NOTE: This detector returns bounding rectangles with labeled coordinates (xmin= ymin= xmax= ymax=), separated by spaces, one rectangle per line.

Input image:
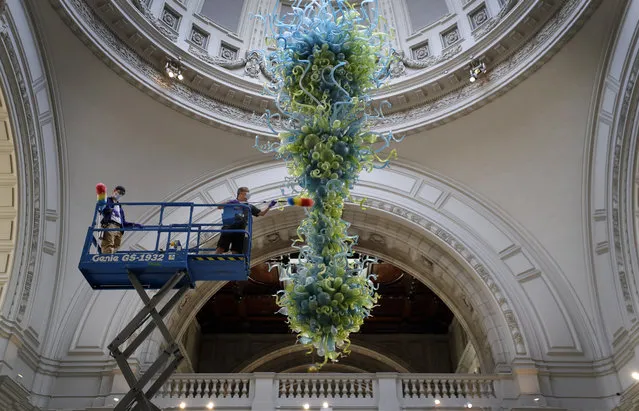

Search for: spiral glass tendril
xmin=255 ymin=0 xmax=402 ymax=368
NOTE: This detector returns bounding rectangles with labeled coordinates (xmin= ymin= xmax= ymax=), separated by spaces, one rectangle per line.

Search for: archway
xmin=86 ymin=160 xmax=600 ymax=378
xmin=0 ymin=75 xmax=18 ymax=310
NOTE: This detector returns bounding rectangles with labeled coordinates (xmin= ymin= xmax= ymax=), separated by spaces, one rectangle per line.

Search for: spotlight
xmin=434 ymin=399 xmax=441 ymax=405
xmin=207 ymin=402 xmax=214 ymax=409
xmin=303 ymin=404 xmax=310 ymax=410
xmin=466 ymin=403 xmax=473 ymax=408
xmin=322 ymin=402 xmax=329 ymax=408
xmin=468 ymin=59 xmax=486 ymax=83
xmin=179 ymin=402 xmax=186 ymax=409
xmin=632 ymin=372 xmax=639 ymax=381
xmin=113 ymin=398 xmax=119 ymax=402
xmin=165 ymin=59 xmax=185 ymax=81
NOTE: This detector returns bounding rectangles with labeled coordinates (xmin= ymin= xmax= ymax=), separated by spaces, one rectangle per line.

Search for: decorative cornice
xmin=51 ymin=0 xmax=601 ymax=135
xmin=374 ymin=0 xmax=598 ymax=132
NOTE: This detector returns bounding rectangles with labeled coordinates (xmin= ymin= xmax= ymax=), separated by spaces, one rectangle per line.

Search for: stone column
xmin=376 ymin=372 xmax=401 ymax=411
xmin=251 ymin=372 xmax=276 ymax=411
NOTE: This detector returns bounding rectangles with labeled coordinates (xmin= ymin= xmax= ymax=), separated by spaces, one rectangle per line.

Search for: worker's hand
xmin=268 ymin=200 xmax=278 ymax=208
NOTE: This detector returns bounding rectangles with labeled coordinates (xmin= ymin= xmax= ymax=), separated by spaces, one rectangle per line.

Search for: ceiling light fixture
xmin=632 ymin=372 xmax=639 ymax=381
xmin=207 ymin=402 xmax=214 ymax=409
xmin=165 ymin=58 xmax=185 ymax=81
xmin=179 ymin=402 xmax=186 ymax=409
xmin=303 ymin=404 xmax=310 ymax=410
xmin=322 ymin=402 xmax=329 ymax=408
xmin=468 ymin=59 xmax=486 ymax=83
xmin=434 ymin=399 xmax=441 ymax=405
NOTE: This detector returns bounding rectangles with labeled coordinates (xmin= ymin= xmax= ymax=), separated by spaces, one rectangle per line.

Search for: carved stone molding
xmin=131 ymin=0 xmax=178 ymax=42
xmin=473 ymin=0 xmax=517 ymax=39
xmin=0 ymin=19 xmax=43 ymax=324
xmin=392 ymin=44 xmax=463 ymax=71
xmin=0 ymin=376 xmax=37 ymax=411
xmin=51 ymin=0 xmax=601 ymax=134
xmin=354 ymin=196 xmax=527 ymax=355
xmin=0 ymin=3 xmax=66 ymax=401
xmin=612 ymin=40 xmax=639 ymax=316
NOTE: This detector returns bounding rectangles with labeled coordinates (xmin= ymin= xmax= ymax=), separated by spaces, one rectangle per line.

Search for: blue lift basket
xmin=79 ymin=201 xmax=253 ymax=289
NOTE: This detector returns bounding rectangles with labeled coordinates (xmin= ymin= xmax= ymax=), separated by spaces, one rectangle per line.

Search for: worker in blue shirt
xmin=216 ymin=187 xmax=276 ymax=254
xmin=100 ymin=185 xmax=142 ymax=253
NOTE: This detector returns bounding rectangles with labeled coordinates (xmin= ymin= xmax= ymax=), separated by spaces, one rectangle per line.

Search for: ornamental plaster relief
xmin=51 ymin=0 xmax=601 ymax=135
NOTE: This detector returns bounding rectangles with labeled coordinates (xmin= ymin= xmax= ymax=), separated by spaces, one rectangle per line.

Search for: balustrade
xmin=148 ymin=372 xmax=509 ymax=410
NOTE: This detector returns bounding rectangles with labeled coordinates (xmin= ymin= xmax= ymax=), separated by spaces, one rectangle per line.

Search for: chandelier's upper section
xmin=53 ymin=0 xmax=600 ymax=134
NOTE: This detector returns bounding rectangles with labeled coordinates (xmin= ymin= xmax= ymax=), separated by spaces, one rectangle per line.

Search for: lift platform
xmin=79 ymin=202 xmax=253 ymax=289
xmin=78 ymin=201 xmax=254 ymax=411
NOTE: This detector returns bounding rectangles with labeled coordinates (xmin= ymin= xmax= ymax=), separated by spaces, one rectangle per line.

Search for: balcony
xmin=142 ymin=372 xmax=526 ymax=410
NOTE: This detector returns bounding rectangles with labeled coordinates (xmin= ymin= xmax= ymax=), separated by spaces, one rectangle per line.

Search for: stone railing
xmin=149 ymin=372 xmax=516 ymax=410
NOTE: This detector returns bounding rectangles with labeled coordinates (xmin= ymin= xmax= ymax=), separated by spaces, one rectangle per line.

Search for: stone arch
xmin=0 ymin=0 xmax=66 ymax=380
xmin=585 ymin=0 xmax=639 ymax=396
xmin=84 ymin=159 xmax=600 ymax=376
xmin=236 ymin=343 xmax=412 ymax=374
xmin=0 ymin=60 xmax=19 ymax=311
xmin=162 ymin=210 xmax=504 ymax=372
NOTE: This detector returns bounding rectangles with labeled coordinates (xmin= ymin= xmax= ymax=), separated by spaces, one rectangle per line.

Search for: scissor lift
xmin=78 ymin=202 xmax=253 ymax=411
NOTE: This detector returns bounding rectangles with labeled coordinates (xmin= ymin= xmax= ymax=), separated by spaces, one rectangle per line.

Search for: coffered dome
xmin=53 ymin=0 xmax=599 ymax=134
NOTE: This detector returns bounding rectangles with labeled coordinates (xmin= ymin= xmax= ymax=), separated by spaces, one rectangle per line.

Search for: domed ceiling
xmin=53 ymin=0 xmax=601 ymax=134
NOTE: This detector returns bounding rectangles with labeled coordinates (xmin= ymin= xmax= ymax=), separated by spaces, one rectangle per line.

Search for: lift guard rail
xmin=78 ymin=202 xmax=255 ymax=410
xmin=79 ymin=202 xmax=253 ymax=290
